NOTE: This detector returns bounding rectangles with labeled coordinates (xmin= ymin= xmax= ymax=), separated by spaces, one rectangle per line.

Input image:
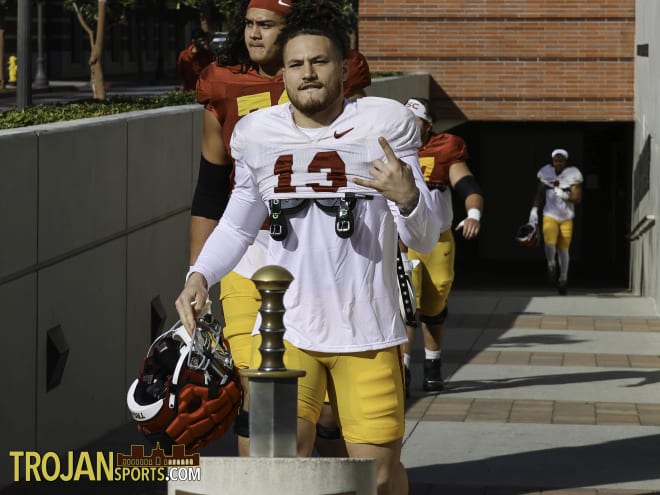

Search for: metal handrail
xmin=627 ymin=214 xmax=656 ymax=241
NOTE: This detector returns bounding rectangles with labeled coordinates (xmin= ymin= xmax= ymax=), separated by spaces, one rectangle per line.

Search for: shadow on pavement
xmin=445 ymin=368 xmax=660 ymax=394
xmin=408 ymin=433 xmax=660 ymax=494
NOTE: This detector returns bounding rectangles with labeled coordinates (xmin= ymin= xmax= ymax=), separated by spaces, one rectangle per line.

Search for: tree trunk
xmin=73 ymin=0 xmax=107 ymax=99
xmin=199 ymin=4 xmax=216 ymax=33
xmin=199 ymin=13 xmax=210 ymax=34
xmin=89 ymin=0 xmax=107 ymax=99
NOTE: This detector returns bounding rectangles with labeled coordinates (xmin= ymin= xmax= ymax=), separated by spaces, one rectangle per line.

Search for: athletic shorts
xmin=220 ymin=271 xmax=261 ymax=369
xmin=250 ymin=336 xmax=405 ymax=445
xmin=408 ymin=229 xmax=455 ymax=318
xmin=542 ymin=215 xmax=573 ymax=250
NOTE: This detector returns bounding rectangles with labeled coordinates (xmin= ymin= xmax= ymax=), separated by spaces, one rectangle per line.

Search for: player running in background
xmin=176 ymin=28 xmax=214 ymax=92
xmin=528 ymin=148 xmax=583 ymax=295
xmin=401 ymin=97 xmax=484 ymax=394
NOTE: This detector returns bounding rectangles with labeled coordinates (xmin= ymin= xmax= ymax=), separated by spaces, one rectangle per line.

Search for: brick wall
xmin=358 ymin=1 xmax=635 ymax=122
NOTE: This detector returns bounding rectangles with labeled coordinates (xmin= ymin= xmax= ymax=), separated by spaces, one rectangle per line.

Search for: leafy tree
xmin=180 ymin=0 xmax=357 ymax=34
xmin=178 ymin=0 xmax=234 ymax=33
xmin=63 ymin=0 xmax=136 ymax=100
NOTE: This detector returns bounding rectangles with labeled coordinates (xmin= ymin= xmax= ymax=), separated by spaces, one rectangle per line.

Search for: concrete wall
xmin=0 ymin=104 xmax=203 ymax=487
xmin=630 ymin=0 xmax=660 ymax=306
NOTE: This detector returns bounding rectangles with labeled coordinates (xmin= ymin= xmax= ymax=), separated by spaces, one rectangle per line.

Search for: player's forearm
xmin=189 ymin=221 xmax=252 ymax=289
xmin=395 ymin=157 xmax=442 ymax=253
xmin=189 ymin=216 xmax=218 ymax=265
xmin=533 ymin=182 xmax=545 ymax=208
xmin=190 ymin=163 xmax=268 ymax=285
xmin=464 ymin=193 xmax=483 ymax=216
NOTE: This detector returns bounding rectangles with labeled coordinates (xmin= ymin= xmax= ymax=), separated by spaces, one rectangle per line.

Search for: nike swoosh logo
xmin=334 ymin=128 xmax=354 ymax=139
xmin=278 ymin=0 xmax=291 ymax=6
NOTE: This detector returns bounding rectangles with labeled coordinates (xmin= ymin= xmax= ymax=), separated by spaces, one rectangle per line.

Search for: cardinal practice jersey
xmin=417 ymin=133 xmax=469 ymax=233
xmin=190 ymin=97 xmax=442 ymax=353
xmin=345 ymin=49 xmax=371 ymax=96
xmin=176 ymin=44 xmax=214 ymax=92
xmin=537 ymin=164 xmax=583 ymax=221
xmin=197 ymin=65 xmax=289 ymax=158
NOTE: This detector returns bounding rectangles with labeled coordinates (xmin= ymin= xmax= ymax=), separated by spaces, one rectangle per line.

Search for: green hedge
xmin=0 ymin=71 xmax=403 ymax=130
xmin=0 ymin=91 xmax=198 ymax=130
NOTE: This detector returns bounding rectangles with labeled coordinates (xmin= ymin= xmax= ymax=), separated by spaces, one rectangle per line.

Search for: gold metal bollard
xmin=168 ymin=267 xmax=377 ymax=495
xmin=241 ymin=265 xmax=305 ymax=457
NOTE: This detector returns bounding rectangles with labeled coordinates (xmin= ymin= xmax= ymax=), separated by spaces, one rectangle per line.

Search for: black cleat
xmin=404 ymin=365 xmax=411 ymax=398
xmin=547 ymin=264 xmax=558 ymax=284
xmin=423 ymin=358 xmax=444 ymax=392
xmin=557 ymin=279 xmax=568 ymax=295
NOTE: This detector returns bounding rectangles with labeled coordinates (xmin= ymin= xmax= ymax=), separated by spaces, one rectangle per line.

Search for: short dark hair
xmin=277 ymin=0 xmax=350 ymax=60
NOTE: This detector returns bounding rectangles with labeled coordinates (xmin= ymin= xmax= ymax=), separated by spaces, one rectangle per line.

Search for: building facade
xmin=2 ymin=1 xmax=194 ymax=84
xmin=359 ymin=0 xmax=637 ymax=291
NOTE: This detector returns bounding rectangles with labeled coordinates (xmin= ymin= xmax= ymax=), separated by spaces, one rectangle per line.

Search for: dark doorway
xmin=446 ymin=121 xmax=633 ymax=291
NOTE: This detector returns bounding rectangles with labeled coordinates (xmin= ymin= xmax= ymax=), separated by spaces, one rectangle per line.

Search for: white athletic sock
xmin=545 ymin=244 xmax=557 ymax=268
xmin=558 ymin=249 xmax=570 ymax=281
xmin=403 ymin=353 xmax=411 ymax=368
xmin=425 ymin=348 xmax=441 ymax=360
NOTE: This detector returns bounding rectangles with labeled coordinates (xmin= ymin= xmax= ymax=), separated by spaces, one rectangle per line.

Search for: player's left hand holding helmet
xmin=126 ymin=313 xmax=242 ymax=451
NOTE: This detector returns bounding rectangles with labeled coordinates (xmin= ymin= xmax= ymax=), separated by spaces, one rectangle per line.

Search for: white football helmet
xmin=126 ymin=315 xmax=242 ymax=451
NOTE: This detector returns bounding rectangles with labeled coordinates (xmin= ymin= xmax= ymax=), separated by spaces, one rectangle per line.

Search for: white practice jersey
xmin=538 ymin=164 xmax=583 ymax=222
xmin=232 ymin=231 xmax=269 ymax=279
xmin=429 ymin=187 xmax=453 ymax=234
xmin=190 ymin=97 xmax=442 ymax=353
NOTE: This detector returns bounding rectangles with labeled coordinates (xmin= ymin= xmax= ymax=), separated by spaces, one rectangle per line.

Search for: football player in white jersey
xmin=528 ymin=148 xmax=583 ymax=294
xmin=175 ymin=1 xmax=442 ymax=493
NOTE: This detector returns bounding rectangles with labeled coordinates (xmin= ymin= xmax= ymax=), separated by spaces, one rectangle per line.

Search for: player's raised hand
xmin=353 ymin=136 xmax=420 ymax=214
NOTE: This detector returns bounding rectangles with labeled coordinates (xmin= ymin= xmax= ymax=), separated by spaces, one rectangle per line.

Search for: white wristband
xmin=467 ymin=208 xmax=481 ymax=222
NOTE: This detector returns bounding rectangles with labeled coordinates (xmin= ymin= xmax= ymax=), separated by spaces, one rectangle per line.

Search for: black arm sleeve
xmin=453 ymin=175 xmax=482 ymax=202
xmin=190 ymin=155 xmax=233 ymax=220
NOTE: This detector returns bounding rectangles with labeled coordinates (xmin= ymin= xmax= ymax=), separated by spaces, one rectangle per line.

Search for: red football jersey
xmin=345 ymin=48 xmax=371 ymax=97
xmin=176 ymin=44 xmax=214 ymax=92
xmin=418 ymin=133 xmax=469 ymax=186
xmin=197 ymin=65 xmax=288 ymax=157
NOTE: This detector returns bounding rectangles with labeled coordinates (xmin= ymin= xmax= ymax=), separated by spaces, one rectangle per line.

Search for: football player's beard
xmin=289 ymin=84 xmax=342 ymax=116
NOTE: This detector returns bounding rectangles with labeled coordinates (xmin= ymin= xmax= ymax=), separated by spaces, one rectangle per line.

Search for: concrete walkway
xmin=2 ymin=289 xmax=659 ymax=495
xmin=403 ymin=289 xmax=660 ymax=495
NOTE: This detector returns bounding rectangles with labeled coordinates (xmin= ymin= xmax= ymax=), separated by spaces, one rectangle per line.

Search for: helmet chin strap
xmin=169 ymin=348 xmax=190 ymax=409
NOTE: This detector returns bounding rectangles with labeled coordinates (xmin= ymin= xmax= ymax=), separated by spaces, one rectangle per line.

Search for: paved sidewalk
xmin=403 ymin=289 xmax=660 ymax=495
